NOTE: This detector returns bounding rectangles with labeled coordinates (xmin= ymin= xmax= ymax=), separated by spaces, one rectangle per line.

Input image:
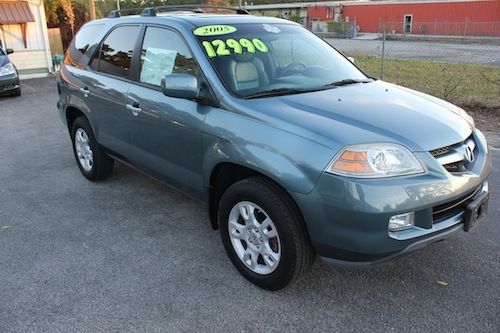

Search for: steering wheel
xmin=280 ymin=61 xmax=307 ymax=76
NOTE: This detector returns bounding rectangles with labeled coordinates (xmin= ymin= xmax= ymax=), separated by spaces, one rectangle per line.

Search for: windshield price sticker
xmin=202 ymin=38 xmax=269 ymax=58
xmin=193 ymin=25 xmax=237 ymax=36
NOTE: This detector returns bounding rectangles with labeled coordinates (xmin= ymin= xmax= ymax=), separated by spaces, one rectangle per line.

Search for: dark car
xmin=57 ymin=6 xmax=490 ymax=290
xmin=0 ymin=47 xmax=21 ymax=97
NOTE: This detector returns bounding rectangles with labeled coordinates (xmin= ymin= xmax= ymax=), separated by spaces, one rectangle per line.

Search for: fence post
xmin=464 ymin=17 xmax=468 ymax=36
xmin=381 ymin=25 xmax=385 ymax=80
xmin=434 ymin=18 xmax=437 ymax=35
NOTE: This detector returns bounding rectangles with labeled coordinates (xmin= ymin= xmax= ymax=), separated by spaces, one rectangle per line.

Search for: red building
xmin=307 ymin=0 xmax=500 ymax=36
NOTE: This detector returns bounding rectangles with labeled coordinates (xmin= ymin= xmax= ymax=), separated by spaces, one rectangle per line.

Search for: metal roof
xmin=244 ymin=2 xmax=332 ymax=10
xmin=243 ymin=0 xmax=493 ymax=10
xmin=0 ymin=1 xmax=35 ymax=24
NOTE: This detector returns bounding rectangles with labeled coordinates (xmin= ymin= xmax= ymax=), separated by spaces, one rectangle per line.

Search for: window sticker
xmin=140 ymin=47 xmax=177 ymax=86
xmin=263 ymin=24 xmax=280 ymax=33
xmin=201 ymin=38 xmax=269 ymax=58
xmin=193 ymin=25 xmax=237 ymax=36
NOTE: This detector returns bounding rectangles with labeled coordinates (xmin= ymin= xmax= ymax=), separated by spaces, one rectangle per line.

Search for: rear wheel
xmin=71 ymin=116 xmax=114 ymax=181
xmin=219 ymin=177 xmax=314 ymax=290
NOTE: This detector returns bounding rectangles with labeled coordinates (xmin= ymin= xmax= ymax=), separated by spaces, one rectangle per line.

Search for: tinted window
xmin=139 ymin=27 xmax=197 ymax=86
xmin=66 ymin=24 xmax=104 ymax=66
xmin=92 ymin=25 xmax=141 ymax=79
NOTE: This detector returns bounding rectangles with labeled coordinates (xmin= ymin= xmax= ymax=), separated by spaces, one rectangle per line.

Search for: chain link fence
xmin=320 ymin=23 xmax=500 ymax=127
xmin=381 ymin=20 xmax=500 ymax=37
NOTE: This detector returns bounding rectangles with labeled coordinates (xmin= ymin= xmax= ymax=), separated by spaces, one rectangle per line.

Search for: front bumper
xmin=0 ymin=74 xmax=20 ymax=95
xmin=293 ymin=130 xmax=491 ymax=267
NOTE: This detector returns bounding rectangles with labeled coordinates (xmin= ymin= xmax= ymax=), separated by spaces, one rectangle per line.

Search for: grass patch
xmin=347 ymin=54 xmax=500 ymax=110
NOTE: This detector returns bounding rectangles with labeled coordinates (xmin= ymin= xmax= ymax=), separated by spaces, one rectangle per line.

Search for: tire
xmin=219 ymin=177 xmax=314 ymax=290
xmin=13 ymin=88 xmax=21 ymax=97
xmin=71 ymin=116 xmax=114 ymax=181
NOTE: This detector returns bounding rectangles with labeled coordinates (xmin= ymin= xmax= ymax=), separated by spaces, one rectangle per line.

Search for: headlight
xmin=455 ymin=107 xmax=475 ymax=129
xmin=326 ymin=143 xmax=424 ymax=178
xmin=0 ymin=63 xmax=16 ymax=76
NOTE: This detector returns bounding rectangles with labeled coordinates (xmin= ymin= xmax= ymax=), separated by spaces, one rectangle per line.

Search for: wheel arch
xmin=66 ymin=106 xmax=86 ymax=131
xmin=207 ymin=162 xmax=310 ymax=242
xmin=65 ymin=106 xmax=100 ymax=142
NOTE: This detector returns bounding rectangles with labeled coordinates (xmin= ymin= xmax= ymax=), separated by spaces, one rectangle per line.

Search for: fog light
xmin=388 ymin=212 xmax=415 ymax=231
xmin=482 ymin=181 xmax=488 ymax=193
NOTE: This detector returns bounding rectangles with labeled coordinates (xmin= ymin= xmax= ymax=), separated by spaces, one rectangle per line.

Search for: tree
xmin=44 ymin=0 xmax=75 ymax=33
xmin=204 ymin=0 xmax=231 ymax=6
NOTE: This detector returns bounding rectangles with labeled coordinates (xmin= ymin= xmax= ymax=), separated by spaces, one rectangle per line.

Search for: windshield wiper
xmin=244 ymin=88 xmax=306 ymax=99
xmin=323 ymin=78 xmax=373 ymax=88
xmin=244 ymin=79 xmax=374 ymax=99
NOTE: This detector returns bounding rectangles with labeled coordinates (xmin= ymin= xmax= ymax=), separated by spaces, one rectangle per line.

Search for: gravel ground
xmin=0 ymin=77 xmax=498 ymax=332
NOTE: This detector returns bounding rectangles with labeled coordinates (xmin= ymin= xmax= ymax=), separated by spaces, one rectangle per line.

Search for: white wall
xmin=0 ymin=0 xmax=52 ymax=72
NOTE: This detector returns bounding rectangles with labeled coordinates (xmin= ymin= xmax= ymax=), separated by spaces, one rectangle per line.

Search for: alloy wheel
xmin=228 ymin=201 xmax=281 ymax=275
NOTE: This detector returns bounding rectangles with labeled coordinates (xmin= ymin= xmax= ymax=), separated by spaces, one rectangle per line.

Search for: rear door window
xmin=91 ymin=25 xmax=141 ymax=79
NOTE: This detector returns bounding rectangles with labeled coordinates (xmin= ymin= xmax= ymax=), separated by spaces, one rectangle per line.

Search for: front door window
xmin=139 ymin=27 xmax=197 ymax=87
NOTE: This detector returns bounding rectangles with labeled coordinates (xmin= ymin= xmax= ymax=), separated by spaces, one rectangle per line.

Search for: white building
xmin=0 ymin=0 xmax=53 ymax=77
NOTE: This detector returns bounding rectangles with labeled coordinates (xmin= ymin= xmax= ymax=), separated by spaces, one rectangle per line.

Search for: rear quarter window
xmin=65 ymin=24 xmax=105 ymax=67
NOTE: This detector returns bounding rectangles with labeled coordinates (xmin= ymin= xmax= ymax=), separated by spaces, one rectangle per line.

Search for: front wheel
xmin=71 ymin=116 xmax=114 ymax=181
xmin=219 ymin=177 xmax=314 ymax=290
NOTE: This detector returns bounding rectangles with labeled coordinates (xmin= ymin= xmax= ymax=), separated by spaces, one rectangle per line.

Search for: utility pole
xmin=89 ymin=0 xmax=96 ymax=20
xmin=116 ymin=0 xmax=120 ymax=11
xmin=381 ymin=26 xmax=385 ymax=80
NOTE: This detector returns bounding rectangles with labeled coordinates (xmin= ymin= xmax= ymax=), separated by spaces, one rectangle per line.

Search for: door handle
xmin=126 ymin=103 xmax=142 ymax=116
xmin=80 ymin=87 xmax=89 ymax=97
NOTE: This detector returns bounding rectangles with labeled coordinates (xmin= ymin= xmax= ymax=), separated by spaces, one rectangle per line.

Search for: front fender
xmin=202 ymin=109 xmax=335 ymax=194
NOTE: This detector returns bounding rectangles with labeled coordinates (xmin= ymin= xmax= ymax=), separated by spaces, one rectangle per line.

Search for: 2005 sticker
xmin=193 ymin=25 xmax=237 ymax=36
xmin=202 ymin=38 xmax=269 ymax=58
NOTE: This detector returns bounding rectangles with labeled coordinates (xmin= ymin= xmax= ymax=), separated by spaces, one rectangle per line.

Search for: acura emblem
xmin=464 ymin=146 xmax=475 ymax=163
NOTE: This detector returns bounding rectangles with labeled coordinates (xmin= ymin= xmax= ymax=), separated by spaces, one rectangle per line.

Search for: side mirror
xmin=161 ymin=74 xmax=199 ymax=100
xmin=347 ymin=57 xmax=355 ymax=64
xmin=6 ymin=48 xmax=14 ymax=55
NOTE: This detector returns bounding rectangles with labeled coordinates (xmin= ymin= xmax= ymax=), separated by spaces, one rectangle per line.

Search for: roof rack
xmin=107 ymin=5 xmax=249 ymax=19
xmin=140 ymin=5 xmax=249 ymax=16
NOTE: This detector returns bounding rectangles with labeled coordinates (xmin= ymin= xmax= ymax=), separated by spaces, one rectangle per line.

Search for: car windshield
xmin=194 ymin=23 xmax=369 ymax=98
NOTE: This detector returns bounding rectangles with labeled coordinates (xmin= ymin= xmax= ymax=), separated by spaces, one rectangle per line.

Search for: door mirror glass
xmin=161 ymin=74 xmax=199 ymax=99
xmin=6 ymin=48 xmax=14 ymax=54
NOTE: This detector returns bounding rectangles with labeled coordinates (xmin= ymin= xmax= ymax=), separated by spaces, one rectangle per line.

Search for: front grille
xmin=430 ymin=146 xmax=451 ymax=157
xmin=442 ymin=162 xmax=466 ymax=173
xmin=0 ymin=84 xmax=16 ymax=92
xmin=430 ymin=135 xmax=476 ymax=173
xmin=433 ymin=186 xmax=480 ymax=223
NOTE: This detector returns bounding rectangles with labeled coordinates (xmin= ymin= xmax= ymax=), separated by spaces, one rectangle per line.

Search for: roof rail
xmin=140 ymin=5 xmax=250 ymax=17
xmin=107 ymin=8 xmax=143 ymax=18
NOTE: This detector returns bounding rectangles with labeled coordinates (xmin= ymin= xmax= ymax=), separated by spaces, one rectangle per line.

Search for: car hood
xmin=237 ymin=80 xmax=473 ymax=152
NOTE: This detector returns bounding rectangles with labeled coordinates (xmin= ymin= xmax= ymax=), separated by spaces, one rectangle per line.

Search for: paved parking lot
xmin=0 ymin=77 xmax=499 ymax=332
